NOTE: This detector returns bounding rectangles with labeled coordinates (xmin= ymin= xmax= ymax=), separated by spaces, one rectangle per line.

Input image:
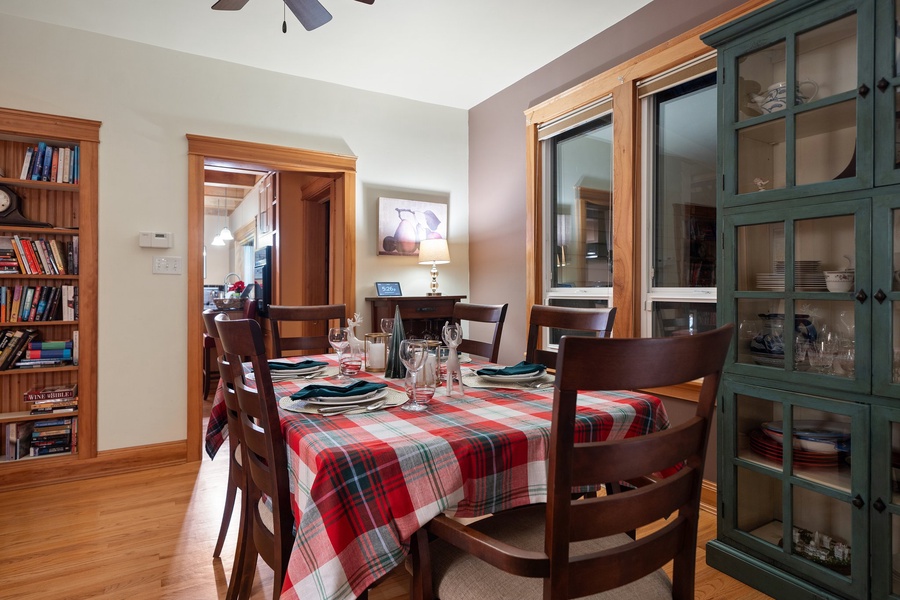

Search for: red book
xmin=20 ymin=240 xmax=41 ymax=274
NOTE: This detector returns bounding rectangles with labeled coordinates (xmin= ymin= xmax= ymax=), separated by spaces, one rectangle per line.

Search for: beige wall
xmin=0 ymin=15 xmax=469 ymax=451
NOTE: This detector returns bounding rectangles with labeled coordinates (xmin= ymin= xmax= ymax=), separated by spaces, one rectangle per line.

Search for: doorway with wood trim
xmin=186 ymin=135 xmax=357 ymax=462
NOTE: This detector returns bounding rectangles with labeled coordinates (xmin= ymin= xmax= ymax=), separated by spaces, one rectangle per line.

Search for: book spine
xmin=30 ymin=445 xmax=72 ymax=457
xmin=40 ymin=144 xmax=53 ymax=181
xmin=20 ymin=241 xmax=40 ymax=274
xmin=25 ymin=392 xmax=77 ymax=402
xmin=49 ymin=240 xmax=66 ymax=274
xmin=62 ymin=147 xmax=70 ymax=184
xmin=29 ymin=341 xmax=72 ymax=350
xmin=19 ymin=146 xmax=34 ymax=180
xmin=30 ymin=142 xmax=45 ymax=180
xmin=44 ymin=287 xmax=61 ymax=321
xmin=72 ymin=329 xmax=79 ymax=366
xmin=50 ymin=147 xmax=59 ymax=183
xmin=0 ymin=330 xmax=24 ymax=370
xmin=26 ymin=349 xmax=72 ymax=359
xmin=73 ymin=146 xmax=79 ymax=184
xmin=11 ymin=236 xmax=30 ymax=275
xmin=34 ymin=241 xmax=53 ymax=275
xmin=19 ymin=287 xmax=33 ymax=322
xmin=33 ymin=286 xmax=50 ymax=321
xmin=26 ymin=285 xmax=41 ymax=321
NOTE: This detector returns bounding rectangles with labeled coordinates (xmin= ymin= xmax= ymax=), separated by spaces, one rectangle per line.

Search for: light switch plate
xmin=152 ymin=256 xmax=182 ymax=275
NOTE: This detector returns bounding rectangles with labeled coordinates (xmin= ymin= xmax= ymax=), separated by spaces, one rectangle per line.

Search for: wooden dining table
xmin=205 ymin=354 xmax=670 ymax=600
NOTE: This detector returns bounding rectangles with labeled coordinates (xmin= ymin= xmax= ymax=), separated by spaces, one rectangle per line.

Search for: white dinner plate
xmin=477 ymin=371 xmax=546 ymax=383
xmin=249 ymin=365 xmax=326 ymax=381
xmin=294 ymin=388 xmax=389 ymax=406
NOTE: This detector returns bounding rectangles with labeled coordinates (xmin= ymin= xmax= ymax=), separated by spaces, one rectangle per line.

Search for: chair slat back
xmin=525 ymin=305 xmax=616 ymax=368
xmin=452 ymin=302 xmax=508 ymax=363
xmin=204 ymin=310 xmax=244 ymax=471
xmin=215 ymin=316 xmax=294 ymax=577
xmin=268 ymin=304 xmax=346 ymax=357
xmin=545 ymin=325 xmax=732 ymax=599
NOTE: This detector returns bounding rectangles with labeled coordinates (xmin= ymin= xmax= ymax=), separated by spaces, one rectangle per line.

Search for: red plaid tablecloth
xmin=204 ymin=355 xmax=669 ymax=600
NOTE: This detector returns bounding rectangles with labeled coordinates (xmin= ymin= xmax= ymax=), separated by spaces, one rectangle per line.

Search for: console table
xmin=365 ymin=295 xmax=466 ymax=338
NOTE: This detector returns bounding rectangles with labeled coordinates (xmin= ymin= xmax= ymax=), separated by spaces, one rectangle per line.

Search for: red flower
xmin=228 ymin=280 xmax=245 ymax=293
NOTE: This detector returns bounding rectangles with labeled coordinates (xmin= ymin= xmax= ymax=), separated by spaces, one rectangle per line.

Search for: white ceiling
xmin=0 ymin=0 xmax=653 ymax=109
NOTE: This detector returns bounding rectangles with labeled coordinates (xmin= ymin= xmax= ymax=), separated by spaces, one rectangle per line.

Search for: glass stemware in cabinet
xmin=328 ymin=327 xmax=350 ymax=380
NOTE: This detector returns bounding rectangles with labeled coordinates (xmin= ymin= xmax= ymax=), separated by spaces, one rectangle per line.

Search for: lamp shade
xmin=418 ymin=239 xmax=450 ymax=264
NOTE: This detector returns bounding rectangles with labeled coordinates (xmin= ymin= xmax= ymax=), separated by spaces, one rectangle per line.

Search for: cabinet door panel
xmin=722 ymin=380 xmax=868 ymax=598
xmin=870 ymin=406 xmax=900 ymax=599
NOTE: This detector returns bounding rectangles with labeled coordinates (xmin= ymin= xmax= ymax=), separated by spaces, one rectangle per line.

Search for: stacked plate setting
xmin=756 ymin=261 xmax=827 ymax=291
xmin=748 ymin=420 xmax=850 ymax=467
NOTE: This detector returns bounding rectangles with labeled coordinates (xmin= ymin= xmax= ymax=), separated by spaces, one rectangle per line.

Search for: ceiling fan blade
xmin=211 ymin=0 xmax=249 ymax=10
xmin=284 ymin=0 xmax=332 ymax=31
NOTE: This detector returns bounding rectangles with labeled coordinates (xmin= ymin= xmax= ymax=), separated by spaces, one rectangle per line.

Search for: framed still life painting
xmin=377 ymin=197 xmax=448 ymax=256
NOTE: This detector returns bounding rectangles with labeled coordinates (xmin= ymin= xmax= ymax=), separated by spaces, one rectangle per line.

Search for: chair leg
xmin=214 ymin=465 xmax=239 ymax=557
xmin=226 ymin=478 xmax=251 ymax=600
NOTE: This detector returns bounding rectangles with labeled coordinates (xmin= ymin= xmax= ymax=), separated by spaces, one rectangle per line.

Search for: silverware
xmin=320 ymin=398 xmax=387 ymax=416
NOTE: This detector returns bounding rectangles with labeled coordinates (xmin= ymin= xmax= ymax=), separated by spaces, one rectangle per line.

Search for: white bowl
xmin=824 ymin=270 xmax=854 ymax=292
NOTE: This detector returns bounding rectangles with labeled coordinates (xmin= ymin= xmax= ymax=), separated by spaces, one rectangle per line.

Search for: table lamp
xmin=418 ymin=238 xmax=450 ymax=296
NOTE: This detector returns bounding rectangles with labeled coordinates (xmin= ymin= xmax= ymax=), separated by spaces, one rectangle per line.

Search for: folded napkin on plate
xmin=290 ymin=380 xmax=387 ymax=400
xmin=476 ymin=361 xmax=546 ymax=377
xmin=268 ymin=359 xmax=328 ymax=371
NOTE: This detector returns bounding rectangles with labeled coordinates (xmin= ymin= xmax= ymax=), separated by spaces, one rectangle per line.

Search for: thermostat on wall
xmin=139 ymin=231 xmax=174 ymax=248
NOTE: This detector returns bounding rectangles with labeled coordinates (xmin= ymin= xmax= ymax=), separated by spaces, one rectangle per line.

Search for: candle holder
xmin=365 ymin=333 xmax=390 ymax=372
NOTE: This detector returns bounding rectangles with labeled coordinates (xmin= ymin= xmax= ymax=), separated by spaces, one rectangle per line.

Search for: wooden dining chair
xmin=268 ymin=303 xmax=346 ymax=358
xmin=203 ymin=301 xmax=258 ymax=398
xmin=410 ymin=324 xmax=733 ymax=600
xmin=216 ymin=315 xmax=294 ymax=600
xmin=452 ymin=302 xmax=508 ymax=363
xmin=524 ymin=305 xmax=617 ymax=369
xmin=203 ymin=310 xmax=247 ymax=569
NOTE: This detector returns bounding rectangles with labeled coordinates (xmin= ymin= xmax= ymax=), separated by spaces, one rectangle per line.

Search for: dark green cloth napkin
xmin=476 ymin=361 xmax=546 ymax=377
xmin=268 ymin=360 xmax=328 ymax=371
xmin=290 ymin=380 xmax=387 ymax=400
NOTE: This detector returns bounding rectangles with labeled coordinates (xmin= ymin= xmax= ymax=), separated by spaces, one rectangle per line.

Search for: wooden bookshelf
xmin=0 ymin=107 xmax=98 ymax=484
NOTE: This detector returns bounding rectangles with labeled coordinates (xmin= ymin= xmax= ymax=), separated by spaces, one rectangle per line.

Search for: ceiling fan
xmin=212 ymin=0 xmax=374 ymax=32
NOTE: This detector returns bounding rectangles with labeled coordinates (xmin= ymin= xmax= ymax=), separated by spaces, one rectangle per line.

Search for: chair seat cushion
xmin=429 ymin=505 xmax=672 ymax=600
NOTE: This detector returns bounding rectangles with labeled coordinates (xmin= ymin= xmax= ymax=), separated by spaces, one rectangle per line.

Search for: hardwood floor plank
xmin=0 ymin=417 xmax=772 ymax=599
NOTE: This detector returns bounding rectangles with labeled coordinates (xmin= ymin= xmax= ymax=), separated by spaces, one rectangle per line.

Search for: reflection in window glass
xmin=653 ymin=73 xmax=717 ymax=288
xmin=549 ymin=117 xmax=613 ymax=290
xmin=546 ymin=297 xmax=610 ymax=345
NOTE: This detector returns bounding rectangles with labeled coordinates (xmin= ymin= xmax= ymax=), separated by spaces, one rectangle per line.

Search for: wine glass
xmin=380 ymin=318 xmax=395 ymax=334
xmin=328 ymin=327 xmax=350 ymax=380
xmin=399 ymin=339 xmax=428 ymax=411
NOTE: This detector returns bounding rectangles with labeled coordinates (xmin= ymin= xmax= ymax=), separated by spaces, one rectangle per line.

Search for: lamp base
xmin=426 ymin=292 xmax=442 ymax=296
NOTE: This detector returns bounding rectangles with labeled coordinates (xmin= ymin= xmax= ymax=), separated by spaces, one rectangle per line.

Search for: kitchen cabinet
xmin=703 ymin=0 xmax=900 ymax=597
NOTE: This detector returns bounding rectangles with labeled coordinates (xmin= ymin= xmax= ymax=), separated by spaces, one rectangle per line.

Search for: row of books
xmin=4 ymin=416 xmax=77 ymax=460
xmin=0 ymin=235 xmax=78 ymax=276
xmin=0 ymin=285 xmax=77 ymax=323
xmin=19 ymin=142 xmax=80 ymax=184
xmin=0 ymin=329 xmax=77 ymax=370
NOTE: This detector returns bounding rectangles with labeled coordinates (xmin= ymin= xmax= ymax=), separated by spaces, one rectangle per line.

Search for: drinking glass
xmin=834 ymin=345 xmax=855 ymax=378
xmin=793 ymin=335 xmax=810 ymax=372
xmin=399 ymin=339 xmax=429 ymax=411
xmin=807 ymin=339 xmax=836 ymax=374
xmin=328 ymin=327 xmax=351 ymax=380
xmin=380 ymin=318 xmax=395 ymax=334
xmin=340 ymin=346 xmax=362 ymax=377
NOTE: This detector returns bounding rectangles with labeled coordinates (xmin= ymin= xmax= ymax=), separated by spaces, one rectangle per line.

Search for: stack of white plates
xmin=756 ymin=273 xmax=785 ymax=291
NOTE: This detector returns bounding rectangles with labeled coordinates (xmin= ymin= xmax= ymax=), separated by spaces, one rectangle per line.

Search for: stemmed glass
xmin=441 ymin=322 xmax=462 ymax=396
xmin=399 ymin=339 xmax=429 ymax=411
xmin=380 ymin=318 xmax=395 ymax=335
xmin=328 ymin=327 xmax=350 ymax=380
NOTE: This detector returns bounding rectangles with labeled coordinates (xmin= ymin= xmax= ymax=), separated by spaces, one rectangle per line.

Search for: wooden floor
xmin=0 ymin=409 xmax=774 ymax=600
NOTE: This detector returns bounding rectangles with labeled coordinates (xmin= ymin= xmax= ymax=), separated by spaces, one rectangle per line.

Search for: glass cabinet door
xmin=872 ymin=197 xmax=900 ymax=397
xmin=874 ymin=0 xmax=900 ymax=186
xmin=872 ymin=406 xmax=900 ymax=599
xmin=726 ymin=197 xmax=871 ymax=393
xmin=723 ymin=1 xmax=872 ymax=205
xmin=723 ymin=381 xmax=868 ymax=598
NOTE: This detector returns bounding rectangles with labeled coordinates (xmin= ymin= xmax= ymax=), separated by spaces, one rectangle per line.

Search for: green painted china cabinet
xmin=703 ymin=0 xmax=900 ymax=597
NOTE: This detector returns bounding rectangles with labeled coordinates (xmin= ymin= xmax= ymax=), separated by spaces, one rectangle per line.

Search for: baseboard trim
xmin=700 ymin=479 xmax=717 ymax=515
xmin=0 ymin=440 xmax=188 ymax=492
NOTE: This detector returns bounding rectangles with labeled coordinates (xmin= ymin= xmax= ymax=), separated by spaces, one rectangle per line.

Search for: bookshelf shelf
xmin=0 ymin=106 xmax=97 ymax=484
xmin=0 ymin=176 xmax=79 ymax=193
xmin=0 ymin=410 xmax=78 ymax=424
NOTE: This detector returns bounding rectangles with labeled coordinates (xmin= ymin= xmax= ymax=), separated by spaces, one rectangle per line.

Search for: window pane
xmin=653 ymin=73 xmax=717 ymax=288
xmin=650 ymin=301 xmax=717 ymax=337
xmin=550 ymin=117 xmax=613 ymax=290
